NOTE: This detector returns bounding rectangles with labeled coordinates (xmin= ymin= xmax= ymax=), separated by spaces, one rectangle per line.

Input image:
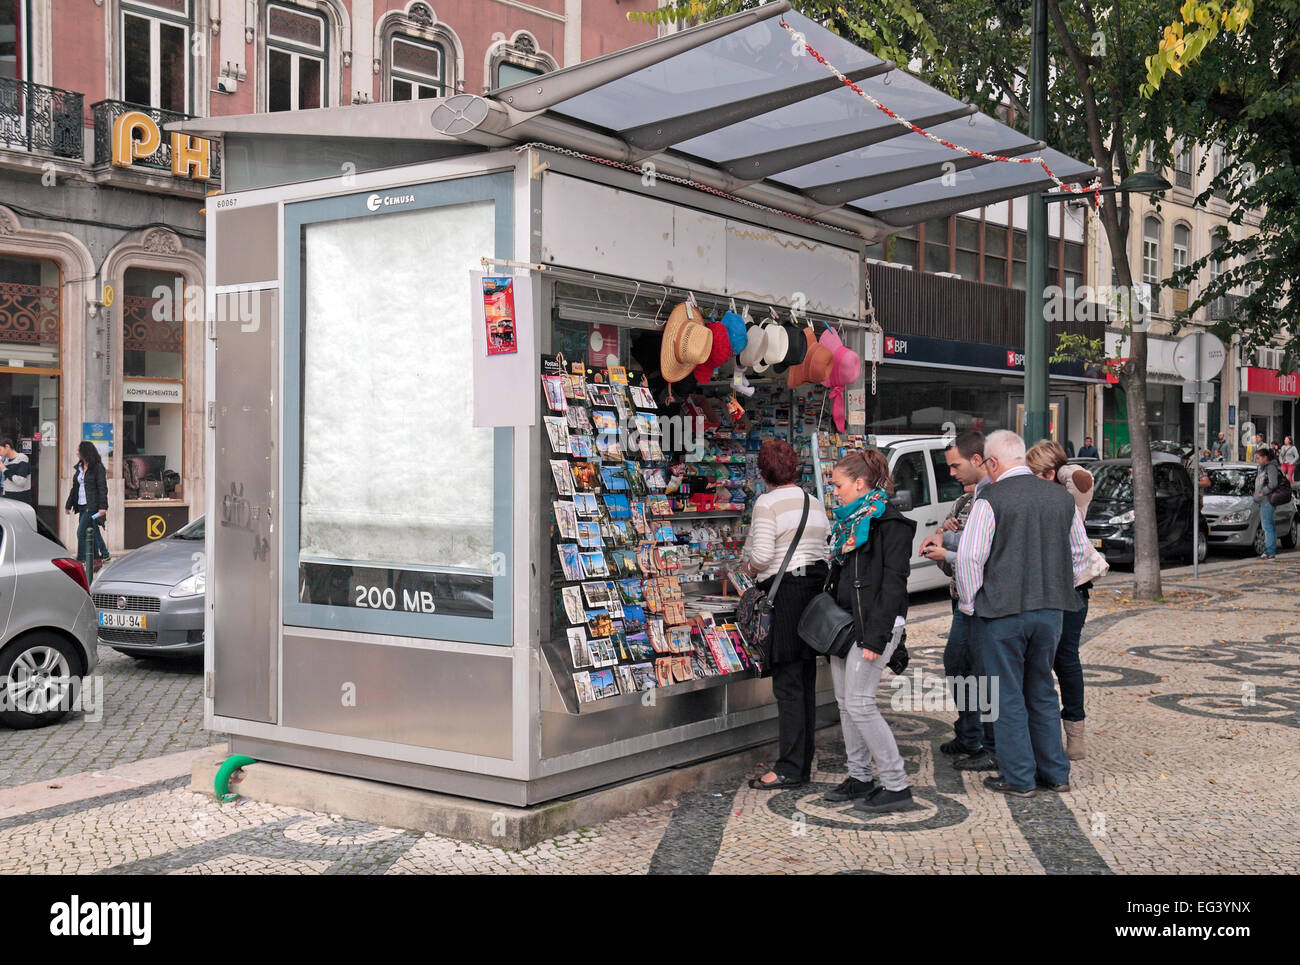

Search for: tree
xmin=635 ymin=0 xmax=1196 ymax=597
xmin=1142 ymin=0 xmax=1300 ymax=374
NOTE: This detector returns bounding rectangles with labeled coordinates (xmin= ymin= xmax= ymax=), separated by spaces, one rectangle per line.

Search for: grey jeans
xmin=830 ymin=631 xmax=908 ymax=791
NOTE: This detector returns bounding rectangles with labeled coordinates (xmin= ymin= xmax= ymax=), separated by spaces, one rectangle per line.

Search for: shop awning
xmin=173 ymin=1 xmax=1096 ymax=240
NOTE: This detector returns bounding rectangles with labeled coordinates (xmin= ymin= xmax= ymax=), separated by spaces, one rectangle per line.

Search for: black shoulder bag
xmin=798 ymin=550 xmax=861 ymax=658
xmin=736 ymin=493 xmax=810 ymax=670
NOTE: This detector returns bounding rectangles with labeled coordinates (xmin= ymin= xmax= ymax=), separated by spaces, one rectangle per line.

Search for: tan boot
xmin=1063 ymin=720 xmax=1086 ymax=760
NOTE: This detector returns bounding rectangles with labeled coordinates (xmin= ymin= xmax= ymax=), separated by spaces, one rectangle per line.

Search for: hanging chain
xmin=863 ymin=270 xmax=882 ymax=396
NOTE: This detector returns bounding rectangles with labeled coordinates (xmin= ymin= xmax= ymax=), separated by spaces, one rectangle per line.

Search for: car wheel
xmin=1184 ymin=528 xmax=1207 ymax=564
xmin=0 ymin=634 xmax=84 ymax=730
xmin=1282 ymin=516 xmax=1298 ymax=551
xmin=1253 ymin=523 xmax=1267 ymax=556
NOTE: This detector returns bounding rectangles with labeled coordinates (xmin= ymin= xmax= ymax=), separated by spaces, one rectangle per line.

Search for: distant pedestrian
xmin=1077 ymin=437 xmax=1099 ymax=459
xmin=956 ymin=431 xmax=1091 ymax=797
xmin=1211 ymin=431 xmax=1230 ymax=460
xmin=0 ymin=439 xmax=32 ymax=504
xmin=1027 ymin=440 xmax=1106 ymax=760
xmin=824 ymin=449 xmax=916 ymax=813
xmin=1280 ymin=436 xmax=1298 ymax=483
xmin=1253 ymin=447 xmax=1284 ymax=560
xmin=919 ymin=430 xmax=996 ymax=768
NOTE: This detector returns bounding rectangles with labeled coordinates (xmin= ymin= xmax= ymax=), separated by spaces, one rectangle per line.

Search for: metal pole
xmin=1023 ymin=0 xmax=1050 ymax=444
xmin=1193 ymin=333 xmax=1201 ymax=577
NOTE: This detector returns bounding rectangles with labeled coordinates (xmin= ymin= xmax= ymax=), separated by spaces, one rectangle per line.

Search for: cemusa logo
xmin=365 ymin=192 xmax=416 ymax=212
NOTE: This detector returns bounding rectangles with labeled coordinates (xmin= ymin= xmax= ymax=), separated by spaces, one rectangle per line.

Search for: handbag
xmin=735 ymin=493 xmax=810 ymax=669
xmin=1268 ymin=466 xmax=1291 ymax=506
xmin=797 ymin=551 xmax=860 ymax=658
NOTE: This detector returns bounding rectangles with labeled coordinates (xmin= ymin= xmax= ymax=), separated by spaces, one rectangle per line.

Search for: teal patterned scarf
xmin=830 ymin=490 xmax=889 ymax=562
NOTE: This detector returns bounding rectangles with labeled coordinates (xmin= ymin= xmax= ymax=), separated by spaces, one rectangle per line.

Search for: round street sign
xmin=1173 ymin=331 xmax=1226 ymax=381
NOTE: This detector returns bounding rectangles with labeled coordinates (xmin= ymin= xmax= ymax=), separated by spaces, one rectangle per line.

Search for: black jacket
xmin=827 ymin=506 xmax=916 ymax=654
xmin=66 ymin=461 xmax=109 ymax=515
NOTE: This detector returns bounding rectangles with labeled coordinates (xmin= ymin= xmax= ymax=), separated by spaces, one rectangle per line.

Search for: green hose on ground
xmin=214 ymin=754 xmax=258 ymax=802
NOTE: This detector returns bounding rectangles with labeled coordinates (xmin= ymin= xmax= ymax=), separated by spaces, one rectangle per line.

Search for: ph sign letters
xmin=112 ymin=111 xmax=212 ymax=181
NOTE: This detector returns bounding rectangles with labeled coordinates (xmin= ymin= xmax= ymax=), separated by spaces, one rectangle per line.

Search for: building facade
xmin=1 ymin=0 xmax=655 ymax=550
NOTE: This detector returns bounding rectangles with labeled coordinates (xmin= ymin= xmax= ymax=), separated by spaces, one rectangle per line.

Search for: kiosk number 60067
xmin=353 ymin=584 xmax=437 ymax=613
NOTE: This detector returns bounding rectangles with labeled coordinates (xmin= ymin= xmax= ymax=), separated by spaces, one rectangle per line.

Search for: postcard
xmin=556 ymin=543 xmax=584 ymax=581
xmin=631 ymin=502 xmax=648 ymax=535
xmin=578 ymin=550 xmax=609 ymax=577
xmin=576 ymin=520 xmax=604 ymax=548
xmin=625 ymin=463 xmax=649 ymax=496
xmin=648 ymin=619 xmax=669 ymax=654
xmin=664 ymin=600 xmax=686 ymax=626
xmin=654 ymin=658 xmax=672 ymax=687
xmin=595 ymin=434 xmax=624 ymax=464
xmin=630 ymin=662 xmax=657 ymax=691
xmin=606 ymin=519 xmax=632 ymax=546
xmin=600 ymin=465 xmax=630 ymax=491
xmin=589 ymin=667 xmax=620 ymax=700
xmin=616 ymin=665 xmax=637 ymax=694
xmin=585 ymin=609 xmax=616 ymax=639
xmin=671 ymin=657 xmax=695 ymax=683
xmin=573 ymin=492 xmax=602 ymax=518
xmin=613 ymin=549 xmax=640 ymax=577
xmin=582 ymin=581 xmax=612 ymax=608
xmin=591 ymin=636 xmax=618 ymax=668
xmin=654 ymin=524 xmax=678 ymax=546
xmin=643 ymin=469 xmax=669 ymax=493
xmin=568 ymin=434 xmax=595 ymax=459
xmin=643 ymin=576 xmax=663 ymax=613
xmin=656 ymin=544 xmax=682 ymax=570
xmin=607 ymin=365 xmax=628 ymax=386
xmin=667 ymin=625 xmax=693 ymax=654
xmin=565 ymin=371 xmax=588 ymax=403
xmin=553 ymin=500 xmax=578 ymax=540
xmin=561 ymin=585 xmax=586 ymax=624
xmin=542 ymin=374 xmax=568 ymax=412
xmin=629 ymin=385 xmax=656 ymax=409
xmin=573 ymin=671 xmax=596 ymax=704
xmin=591 ymin=409 xmax=619 ymax=434
xmin=543 ymin=415 xmax=571 ymax=454
xmin=566 ymin=405 xmax=592 ymax=433
xmin=587 ymin=381 xmax=616 ymax=408
xmin=647 ymin=495 xmax=672 ymax=515
xmin=550 ymin=459 xmax=576 ymax=496
xmin=622 ymin=603 xmax=647 ymax=635
xmin=567 ymin=626 xmax=592 ymax=669
xmin=571 ymin=461 xmax=600 ymax=492
xmin=599 ymin=493 xmax=630 ymax=519
xmin=610 ymin=629 xmax=631 ymax=662
xmin=617 ymin=578 xmax=647 ymax=606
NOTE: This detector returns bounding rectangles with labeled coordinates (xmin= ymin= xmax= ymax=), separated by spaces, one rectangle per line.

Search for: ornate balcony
xmin=0 ymin=78 xmax=84 ymax=159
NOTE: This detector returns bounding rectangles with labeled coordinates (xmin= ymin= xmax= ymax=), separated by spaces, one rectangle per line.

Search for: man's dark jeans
xmin=976 ymin=608 xmax=1071 ymax=791
xmin=771 ymin=657 xmax=818 ymax=781
xmin=1055 ymin=587 xmax=1089 ymax=722
xmin=944 ymin=601 xmax=992 ymax=751
xmin=964 ymin=609 xmax=998 ymax=755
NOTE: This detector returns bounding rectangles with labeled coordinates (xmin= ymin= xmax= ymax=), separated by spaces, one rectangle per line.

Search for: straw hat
xmin=659 ymin=302 xmax=713 ymax=383
xmin=786 ymin=326 xmax=835 ymax=388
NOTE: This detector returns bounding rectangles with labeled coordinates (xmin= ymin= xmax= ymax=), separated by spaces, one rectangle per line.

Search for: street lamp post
xmin=1023 ymin=0 xmax=1050 ymax=445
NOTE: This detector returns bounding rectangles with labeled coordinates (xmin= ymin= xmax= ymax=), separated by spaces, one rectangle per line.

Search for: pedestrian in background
xmin=1253 ymin=447 xmax=1283 ymax=561
xmin=742 ymin=439 xmax=829 ymax=790
xmin=1027 ymin=440 xmax=1104 ymax=760
xmin=65 ymin=441 xmax=111 ymax=568
xmin=1077 ymin=436 xmax=1099 ymax=459
xmin=823 ymin=449 xmax=915 ymax=812
xmin=1212 ymin=431 xmax=1230 ymax=460
xmin=956 ymin=431 xmax=1091 ymax=797
xmin=919 ymin=430 xmax=996 ymax=767
xmin=0 ymin=439 xmax=32 ymax=504
xmin=1280 ymin=436 xmax=1298 ymax=484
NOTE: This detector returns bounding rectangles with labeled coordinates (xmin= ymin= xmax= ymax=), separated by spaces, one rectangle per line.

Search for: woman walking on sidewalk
xmin=1027 ymin=440 xmax=1105 ymax=760
xmin=824 ymin=449 xmax=915 ymax=813
xmin=65 ymin=441 xmax=111 ymax=568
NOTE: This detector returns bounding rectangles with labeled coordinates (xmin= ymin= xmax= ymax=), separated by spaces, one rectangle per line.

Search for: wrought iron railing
xmin=0 ymin=281 xmax=61 ymax=347
xmin=91 ymin=99 xmax=222 ymax=178
xmin=0 ymin=78 xmax=84 ymax=159
xmin=1208 ymin=294 xmax=1243 ymax=320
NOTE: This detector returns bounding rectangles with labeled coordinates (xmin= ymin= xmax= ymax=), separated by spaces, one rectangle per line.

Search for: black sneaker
xmin=824 ymin=777 xmax=878 ymax=803
xmin=983 ymin=776 xmax=1036 ymax=798
xmin=1036 ymin=779 xmax=1071 ymax=792
xmin=940 ymin=739 xmax=982 ymax=756
xmin=854 ymin=786 xmax=914 ymax=813
xmin=953 ymin=751 xmax=999 ymax=771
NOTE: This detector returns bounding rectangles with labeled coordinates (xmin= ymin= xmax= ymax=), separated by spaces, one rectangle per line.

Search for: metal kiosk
xmin=189 ymin=3 xmax=1096 ymax=806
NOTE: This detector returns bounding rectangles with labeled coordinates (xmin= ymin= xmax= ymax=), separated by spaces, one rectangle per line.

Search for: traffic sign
xmin=1182 ymin=381 xmax=1215 ymax=403
xmin=1173 ymin=331 xmax=1226 ymax=381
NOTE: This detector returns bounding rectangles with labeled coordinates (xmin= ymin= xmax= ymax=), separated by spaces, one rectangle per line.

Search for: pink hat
xmin=818 ymin=327 xmax=862 ymax=431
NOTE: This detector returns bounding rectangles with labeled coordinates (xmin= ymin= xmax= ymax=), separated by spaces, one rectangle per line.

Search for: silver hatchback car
xmin=0 ymin=498 xmax=100 ymax=729
xmin=1201 ymin=463 xmax=1297 ymax=555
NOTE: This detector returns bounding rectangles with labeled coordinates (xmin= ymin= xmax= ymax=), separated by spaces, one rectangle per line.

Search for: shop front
xmin=1239 ymin=366 xmax=1299 ymax=447
xmin=872 ymin=332 xmax=1098 ymax=448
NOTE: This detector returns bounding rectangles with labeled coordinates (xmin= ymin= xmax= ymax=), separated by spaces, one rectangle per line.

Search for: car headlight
xmin=1218 ymin=510 xmax=1251 ymax=524
xmin=169 ymin=572 xmax=206 ymax=598
xmin=1107 ymin=510 xmax=1135 ymax=525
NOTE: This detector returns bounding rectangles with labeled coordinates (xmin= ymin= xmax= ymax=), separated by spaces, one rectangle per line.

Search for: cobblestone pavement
xmin=2 ymin=555 xmax=1296 ymax=874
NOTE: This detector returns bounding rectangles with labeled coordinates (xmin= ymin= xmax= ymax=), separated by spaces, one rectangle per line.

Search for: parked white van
xmin=871 ymin=434 xmax=967 ymax=593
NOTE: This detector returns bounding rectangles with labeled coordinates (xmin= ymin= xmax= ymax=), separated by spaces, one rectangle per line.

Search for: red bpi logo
xmin=1007 ymin=351 xmax=1025 ymax=367
xmin=885 ymin=336 xmax=907 ymax=355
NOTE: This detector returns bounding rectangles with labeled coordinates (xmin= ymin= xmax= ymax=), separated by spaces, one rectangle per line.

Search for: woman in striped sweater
xmin=742 ymin=439 xmax=830 ymax=790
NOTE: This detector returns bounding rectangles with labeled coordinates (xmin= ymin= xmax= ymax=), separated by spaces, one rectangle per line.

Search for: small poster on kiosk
xmin=481 ymin=275 xmax=518 ymax=355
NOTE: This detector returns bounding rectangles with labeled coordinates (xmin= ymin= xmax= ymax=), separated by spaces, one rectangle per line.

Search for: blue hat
xmin=720 ymin=311 xmax=748 ymax=356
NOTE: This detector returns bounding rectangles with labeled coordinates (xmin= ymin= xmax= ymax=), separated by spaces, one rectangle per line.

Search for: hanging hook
xmin=627 ymin=280 xmax=642 ymax=321
xmin=652 ymin=285 xmax=669 ymax=327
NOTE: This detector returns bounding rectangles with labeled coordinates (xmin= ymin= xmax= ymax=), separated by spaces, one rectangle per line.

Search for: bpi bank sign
xmin=884 ymin=336 xmax=908 ymax=356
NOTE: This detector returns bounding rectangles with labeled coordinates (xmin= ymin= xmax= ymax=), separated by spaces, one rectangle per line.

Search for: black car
xmin=1083 ymin=454 xmax=1207 ymax=565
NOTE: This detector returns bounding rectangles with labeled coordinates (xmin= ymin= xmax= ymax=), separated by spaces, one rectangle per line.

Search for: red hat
xmin=693 ymin=321 xmax=733 ymax=383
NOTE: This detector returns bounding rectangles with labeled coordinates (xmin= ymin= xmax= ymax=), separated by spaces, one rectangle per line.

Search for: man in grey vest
xmin=955 ymin=430 xmax=1090 ymax=797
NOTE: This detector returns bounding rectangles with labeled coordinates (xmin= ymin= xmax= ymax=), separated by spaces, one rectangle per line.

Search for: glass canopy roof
xmin=490 ymin=2 xmax=1096 ymax=229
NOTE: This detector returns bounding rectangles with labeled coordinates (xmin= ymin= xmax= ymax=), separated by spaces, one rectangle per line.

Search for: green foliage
xmin=1050 ymin=333 xmax=1106 ymax=366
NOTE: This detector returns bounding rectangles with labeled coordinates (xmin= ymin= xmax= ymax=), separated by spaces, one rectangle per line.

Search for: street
xmin=2 ymin=554 xmax=1294 ymax=874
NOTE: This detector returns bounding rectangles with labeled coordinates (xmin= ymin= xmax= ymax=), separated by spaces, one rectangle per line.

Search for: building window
xmin=121 ymin=0 xmax=190 ymax=112
xmin=986 ymin=224 xmax=1008 ymax=287
xmin=1142 ymin=216 xmax=1161 ymax=313
xmin=1009 ymin=226 xmax=1026 ymax=290
xmin=488 ymin=31 xmax=556 ymax=92
xmin=267 ymin=2 xmax=325 ymax=112
xmin=496 ymin=61 xmax=543 ymax=89
xmin=121 ymin=267 xmax=184 ymax=499
xmin=1173 ymin=223 xmax=1190 ymax=278
xmin=954 ymin=216 xmax=979 ymax=281
xmin=923 ymin=217 xmax=950 ymax=274
xmin=888 ymin=225 xmax=918 ymax=269
xmin=1174 ymin=142 xmax=1193 ymax=189
xmin=0 ymin=254 xmax=60 ymax=527
xmin=390 ymin=35 xmax=443 ymax=100
xmin=1 ymin=0 xmax=25 ymax=81
xmin=1211 ymin=143 xmax=1228 ymax=200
